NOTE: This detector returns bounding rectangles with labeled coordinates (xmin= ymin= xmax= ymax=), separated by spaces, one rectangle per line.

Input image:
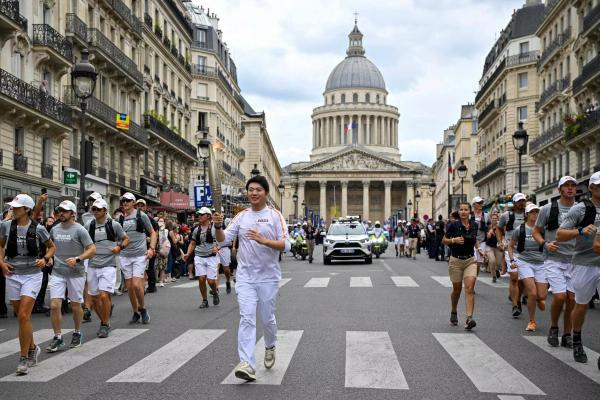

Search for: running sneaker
xmin=70 ymin=332 xmax=83 ymax=348
xmin=573 ymin=341 xmax=588 ymax=363
xmin=234 ymin=361 xmax=256 ymax=381
xmin=512 ymin=305 xmax=521 ymax=318
xmin=264 ymin=346 xmax=276 ymax=369
xmin=27 ymin=345 xmax=40 ymax=367
xmin=496 ymin=270 xmax=501 ymax=278
xmin=449 ymin=312 xmax=458 ymax=326
xmin=16 ymin=356 xmax=28 ymax=376
xmin=526 ymin=320 xmax=537 ymax=332
xmin=561 ymin=334 xmax=573 ymax=348
xmin=98 ymin=324 xmax=110 ymax=338
xmin=129 ymin=312 xmax=141 ymax=324
xmin=537 ymin=299 xmax=546 ymax=311
xmin=547 ymin=327 xmax=559 ymax=347
xmin=226 ymin=281 xmax=232 ymax=294
xmin=140 ymin=308 xmax=150 ymax=324
xmin=199 ymin=300 xmax=209 ymax=309
xmin=464 ymin=317 xmax=476 ymax=331
xmin=213 ymin=292 xmax=220 ymax=306
xmin=492 ymin=276 xmax=497 ymax=283
xmin=46 ymin=337 xmax=65 ymax=353
xmin=82 ymin=308 xmax=92 ymax=323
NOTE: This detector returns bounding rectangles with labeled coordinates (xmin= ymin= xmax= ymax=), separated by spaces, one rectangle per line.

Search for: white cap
xmin=472 ymin=196 xmax=484 ymax=204
xmin=558 ymin=176 xmax=577 ymax=188
xmin=135 ymin=199 xmax=147 ymax=205
xmin=196 ymin=206 xmax=212 ymax=215
xmin=512 ymin=193 xmax=527 ymax=202
xmin=375 ymin=220 xmax=381 ymax=225
xmin=7 ymin=194 xmax=35 ymax=209
xmin=525 ymin=203 xmax=540 ymax=214
xmin=120 ymin=192 xmax=136 ymax=201
xmin=88 ymin=192 xmax=102 ymax=201
xmin=589 ymin=171 xmax=600 ymax=187
xmin=92 ymin=199 xmax=108 ymax=210
xmin=56 ymin=200 xmax=77 ymax=213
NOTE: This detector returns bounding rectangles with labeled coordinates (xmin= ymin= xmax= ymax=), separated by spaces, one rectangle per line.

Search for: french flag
xmin=448 ymin=153 xmax=453 ymax=173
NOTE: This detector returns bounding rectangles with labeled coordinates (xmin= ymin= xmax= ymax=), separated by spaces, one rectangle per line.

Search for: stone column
xmin=366 ymin=115 xmax=371 ymax=144
xmin=406 ymin=181 xmax=414 ymax=219
xmin=326 ymin=117 xmax=330 ymax=146
xmin=384 ymin=180 xmax=392 ymax=220
xmin=339 ymin=116 xmax=343 ymax=145
xmin=297 ymin=180 xmax=305 ymax=219
xmin=341 ymin=180 xmax=348 ymax=216
xmin=319 ymin=180 xmax=327 ymax=223
xmin=362 ymin=180 xmax=370 ymax=221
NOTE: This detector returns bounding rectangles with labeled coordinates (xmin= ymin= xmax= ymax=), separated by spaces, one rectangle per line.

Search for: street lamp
xmin=512 ymin=121 xmax=529 ymax=193
xmin=301 ymin=200 xmax=306 ymax=220
xmin=407 ymin=199 xmax=413 ymax=219
xmin=278 ymin=182 xmax=285 ymax=218
xmin=71 ymin=49 xmax=97 ymax=220
xmin=429 ymin=182 xmax=437 ymax=219
xmin=251 ymin=163 xmax=260 ymax=177
xmin=292 ymin=192 xmax=298 ymax=221
xmin=457 ymin=160 xmax=468 ymax=200
xmin=197 ymin=131 xmax=211 ymax=207
xmin=415 ymin=191 xmax=421 ymax=219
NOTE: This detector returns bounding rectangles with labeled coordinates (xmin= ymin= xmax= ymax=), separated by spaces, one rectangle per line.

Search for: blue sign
xmin=194 ymin=181 xmax=212 ymax=208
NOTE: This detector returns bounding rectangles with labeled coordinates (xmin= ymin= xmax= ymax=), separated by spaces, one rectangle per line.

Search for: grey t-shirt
xmin=560 ymin=201 xmax=600 ymax=267
xmin=51 ymin=222 xmax=94 ymax=277
xmin=535 ymin=201 xmax=575 ymax=262
xmin=81 ymin=211 xmax=95 ymax=227
xmin=511 ymin=224 xmax=544 ymax=264
xmin=84 ymin=218 xmax=126 ymax=268
xmin=192 ymin=225 xmax=217 ymax=257
xmin=499 ymin=211 xmax=525 ymax=245
xmin=0 ymin=220 xmax=51 ymax=275
xmin=119 ymin=210 xmax=154 ymax=258
xmin=472 ymin=212 xmax=490 ymax=242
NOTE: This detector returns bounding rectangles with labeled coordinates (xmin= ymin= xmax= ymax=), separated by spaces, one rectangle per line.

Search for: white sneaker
xmin=234 ymin=361 xmax=256 ymax=381
xmin=158 ymin=282 xmax=165 ymax=287
xmin=264 ymin=346 xmax=276 ymax=369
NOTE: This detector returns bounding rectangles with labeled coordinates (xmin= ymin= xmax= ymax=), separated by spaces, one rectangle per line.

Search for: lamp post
xmin=407 ymin=199 xmax=413 ymax=219
xmin=429 ymin=181 xmax=437 ymax=219
xmin=415 ymin=191 xmax=421 ymax=219
xmin=278 ymin=182 xmax=285 ymax=218
xmin=251 ymin=163 xmax=260 ymax=177
xmin=301 ymin=200 xmax=306 ymax=220
xmin=71 ymin=49 xmax=97 ymax=220
xmin=512 ymin=121 xmax=529 ymax=193
xmin=457 ymin=160 xmax=468 ymax=202
xmin=197 ymin=131 xmax=211 ymax=207
xmin=292 ymin=192 xmax=298 ymax=221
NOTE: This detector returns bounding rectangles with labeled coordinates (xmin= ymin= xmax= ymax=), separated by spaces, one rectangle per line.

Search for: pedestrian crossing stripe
xmin=350 ymin=277 xmax=372 ymax=287
xmin=172 ymin=281 xmax=233 ymax=289
xmin=304 ymin=277 xmax=330 ymax=287
xmin=390 ymin=276 xmax=419 ymax=287
xmin=108 ymin=329 xmax=225 ymax=383
xmin=221 ymin=330 xmax=303 ymax=385
xmin=279 ymin=278 xmax=291 ymax=288
xmin=0 ymin=329 xmax=72 ymax=361
xmin=433 ymin=333 xmax=544 ymax=395
xmin=524 ymin=336 xmax=600 ymax=385
xmin=431 ymin=276 xmax=454 ymax=287
xmin=0 ymin=329 xmax=147 ymax=382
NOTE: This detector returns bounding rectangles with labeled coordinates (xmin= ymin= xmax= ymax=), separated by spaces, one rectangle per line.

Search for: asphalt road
xmin=0 ymin=245 xmax=599 ymax=400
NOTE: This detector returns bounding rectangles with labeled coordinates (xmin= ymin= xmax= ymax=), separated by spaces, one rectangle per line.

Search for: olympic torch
xmin=197 ymin=129 xmax=222 ymax=212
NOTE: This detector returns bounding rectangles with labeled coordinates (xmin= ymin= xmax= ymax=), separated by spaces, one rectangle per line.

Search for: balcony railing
xmin=506 ymin=51 xmax=539 ymax=67
xmin=0 ymin=69 xmax=71 ymax=125
xmin=478 ymin=100 xmax=497 ymax=124
xmin=13 ymin=154 xmax=27 ymax=172
xmin=162 ymin=36 xmax=171 ymax=49
xmin=538 ymin=75 xmax=570 ymax=110
xmin=530 ymin=122 xmax=564 ymax=154
xmin=473 ymin=157 xmax=506 ymax=183
xmin=41 ymin=163 xmax=53 ymax=179
xmin=97 ymin=166 xmax=107 ymax=179
xmin=221 ymin=160 xmax=232 ymax=175
xmin=143 ymin=114 xmax=196 ymax=159
xmin=118 ymin=174 xmax=125 ymax=186
xmin=234 ymin=169 xmax=246 ymax=182
xmin=583 ymin=3 xmax=600 ymax=35
xmin=65 ymin=13 xmax=87 ymax=43
xmin=570 ymin=109 xmax=600 ymax=141
xmin=87 ymin=28 xmax=142 ymax=85
xmin=0 ymin=1 xmax=27 ymax=31
xmin=106 ymin=0 xmax=141 ymax=36
xmin=539 ymin=28 xmax=571 ymax=68
xmin=476 ymin=59 xmax=506 ymax=103
xmin=191 ymin=64 xmax=217 ymax=77
xmin=573 ymin=54 xmax=600 ymax=95
xmin=109 ymin=171 xmax=117 ymax=183
xmin=144 ymin=12 xmax=152 ymax=28
xmin=130 ymin=178 xmax=137 ymax=190
xmin=32 ymin=24 xmax=73 ymax=62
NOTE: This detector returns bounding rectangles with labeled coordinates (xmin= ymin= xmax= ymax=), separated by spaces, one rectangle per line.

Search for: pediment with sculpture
xmin=298 ymin=148 xmax=413 ymax=172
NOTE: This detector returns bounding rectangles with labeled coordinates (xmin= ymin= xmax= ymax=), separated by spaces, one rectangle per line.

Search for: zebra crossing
xmin=0 ymin=327 xmax=598 ymax=394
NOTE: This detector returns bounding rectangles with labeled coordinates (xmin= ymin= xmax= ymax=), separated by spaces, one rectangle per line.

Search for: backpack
xmin=6 ymin=219 xmax=41 ymax=259
xmin=546 ymin=200 xmax=560 ymax=231
xmin=118 ymin=209 xmax=145 ymax=233
xmin=578 ymin=199 xmax=597 ymax=228
xmin=195 ymin=224 xmax=215 ymax=244
xmin=517 ymin=224 xmax=543 ymax=253
xmin=471 ymin=212 xmax=488 ymax=233
xmin=88 ymin=218 xmax=116 ymax=242
xmin=506 ymin=211 xmax=515 ymax=231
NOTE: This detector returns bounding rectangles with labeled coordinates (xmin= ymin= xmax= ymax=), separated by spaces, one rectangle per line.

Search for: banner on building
xmin=116 ymin=113 xmax=129 ymax=131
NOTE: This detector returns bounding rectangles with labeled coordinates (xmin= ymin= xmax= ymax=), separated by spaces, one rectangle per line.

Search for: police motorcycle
xmin=369 ymin=221 xmax=388 ymax=258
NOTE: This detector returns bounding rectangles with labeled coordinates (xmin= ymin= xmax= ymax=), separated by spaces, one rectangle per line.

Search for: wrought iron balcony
xmin=143 ymin=114 xmax=196 ymax=159
xmin=154 ymin=25 xmax=162 ymax=38
xmin=569 ymin=109 xmax=600 ymax=142
xmin=118 ymin=174 xmax=125 ymax=186
xmin=506 ymin=51 xmax=539 ymax=67
xmin=144 ymin=13 xmax=152 ymax=28
xmin=478 ymin=100 xmax=497 ymax=125
xmin=475 ymin=59 xmax=506 ymax=104
xmin=473 ymin=157 xmax=506 ymax=183
xmin=13 ymin=154 xmax=27 ymax=172
xmin=0 ymin=69 xmax=71 ymax=125
xmin=65 ymin=13 xmax=87 ymax=44
xmin=163 ymin=36 xmax=171 ymax=49
xmin=87 ymin=28 xmax=142 ymax=85
xmin=192 ymin=41 xmax=211 ymax=49
xmin=171 ymin=46 xmax=178 ymax=58
xmin=105 ymin=0 xmax=141 ymax=36
xmin=32 ymin=24 xmax=73 ymax=63
xmin=41 ymin=163 xmax=53 ymax=179
xmin=191 ymin=64 xmax=217 ymax=77
xmin=538 ymin=75 xmax=570 ymax=110
xmin=0 ymin=1 xmax=27 ymax=32
xmin=130 ymin=178 xmax=137 ymax=190
xmin=530 ymin=122 xmax=564 ymax=154
xmin=234 ymin=169 xmax=246 ymax=182
xmin=538 ymin=28 xmax=571 ymax=69
xmin=109 ymin=171 xmax=117 ymax=183
xmin=221 ymin=160 xmax=232 ymax=174
xmin=583 ymin=3 xmax=600 ymax=36
xmin=573 ymin=54 xmax=600 ymax=96
xmin=97 ymin=166 xmax=107 ymax=179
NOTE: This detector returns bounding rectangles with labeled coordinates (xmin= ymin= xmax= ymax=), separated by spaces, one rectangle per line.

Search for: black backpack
xmin=6 ymin=219 xmax=42 ymax=259
xmin=578 ymin=199 xmax=597 ymax=228
xmin=471 ymin=212 xmax=488 ymax=233
xmin=546 ymin=200 xmax=560 ymax=231
xmin=118 ymin=209 xmax=145 ymax=233
xmin=195 ymin=224 xmax=215 ymax=244
xmin=517 ymin=224 xmax=543 ymax=253
xmin=506 ymin=211 xmax=516 ymax=231
xmin=88 ymin=218 xmax=116 ymax=242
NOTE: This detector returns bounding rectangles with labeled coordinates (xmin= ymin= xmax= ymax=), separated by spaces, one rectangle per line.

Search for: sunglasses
xmin=91 ymin=207 xmax=105 ymax=212
xmin=120 ymin=199 xmax=133 ymax=203
xmin=56 ymin=209 xmax=70 ymax=213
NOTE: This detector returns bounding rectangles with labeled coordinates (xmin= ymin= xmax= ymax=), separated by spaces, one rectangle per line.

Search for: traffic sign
xmin=64 ymin=170 xmax=78 ymax=185
xmin=194 ymin=180 xmax=212 ymax=208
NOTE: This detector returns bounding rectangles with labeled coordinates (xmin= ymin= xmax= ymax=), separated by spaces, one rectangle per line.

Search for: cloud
xmin=196 ymin=0 xmax=525 ymax=167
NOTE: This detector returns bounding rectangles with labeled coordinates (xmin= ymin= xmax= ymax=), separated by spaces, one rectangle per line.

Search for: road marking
xmin=478 ymin=277 xmax=509 ymax=288
xmin=108 ymin=329 xmax=225 ymax=383
xmin=433 ymin=333 xmax=544 ymax=395
xmin=222 ymin=330 xmax=303 ymax=385
xmin=172 ymin=281 xmax=198 ymax=288
xmin=1 ymin=329 xmax=147 ymax=382
xmin=0 ymin=329 xmax=72 ymax=360
xmin=304 ymin=277 xmax=330 ymax=288
xmin=390 ymin=276 xmax=419 ymax=287
xmin=279 ymin=278 xmax=291 ymax=288
xmin=329 ymin=272 xmax=339 ymax=275
xmin=524 ymin=335 xmax=600 ymax=385
xmin=380 ymin=260 xmax=394 ymax=273
xmin=498 ymin=396 xmax=526 ymax=400
xmin=431 ymin=276 xmax=454 ymax=287
xmin=345 ymin=331 xmax=408 ymax=389
xmin=350 ymin=277 xmax=372 ymax=287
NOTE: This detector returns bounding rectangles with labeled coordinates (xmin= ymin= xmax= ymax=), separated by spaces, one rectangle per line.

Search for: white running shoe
xmin=234 ymin=361 xmax=256 ymax=381
xmin=264 ymin=346 xmax=276 ymax=369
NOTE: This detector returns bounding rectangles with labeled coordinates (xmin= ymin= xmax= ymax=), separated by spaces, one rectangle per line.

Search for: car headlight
xmin=325 ymin=239 xmax=334 ymax=245
xmin=360 ymin=238 xmax=370 ymax=244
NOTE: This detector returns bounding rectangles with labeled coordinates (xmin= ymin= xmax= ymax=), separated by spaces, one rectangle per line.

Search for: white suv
xmin=323 ymin=220 xmax=372 ymax=264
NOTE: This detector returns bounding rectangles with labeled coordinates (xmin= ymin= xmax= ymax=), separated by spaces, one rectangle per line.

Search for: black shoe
xmin=83 ymin=308 xmax=92 ymax=323
xmin=517 ymin=301 xmax=522 ymax=313
xmin=199 ymin=300 xmax=209 ymax=309
xmin=492 ymin=277 xmax=497 ymax=283
xmin=547 ymin=327 xmax=559 ymax=347
xmin=496 ymin=270 xmax=501 ymax=278
xmin=522 ymin=295 xmax=528 ymax=305
xmin=226 ymin=281 xmax=231 ymax=294
xmin=213 ymin=292 xmax=220 ymax=306
xmin=512 ymin=305 xmax=521 ymax=318
xmin=561 ymin=334 xmax=573 ymax=349
xmin=129 ymin=312 xmax=141 ymax=324
xmin=450 ymin=312 xmax=458 ymax=326
xmin=597 ymin=355 xmax=600 ymax=371
xmin=464 ymin=317 xmax=476 ymax=331
xmin=146 ymin=286 xmax=157 ymax=293
xmin=573 ymin=341 xmax=588 ymax=363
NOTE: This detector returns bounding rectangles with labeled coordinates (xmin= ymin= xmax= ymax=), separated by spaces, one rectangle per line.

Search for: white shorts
xmin=194 ymin=255 xmax=218 ymax=280
xmin=120 ymin=255 xmax=147 ymax=279
xmin=395 ymin=237 xmax=404 ymax=245
xmin=571 ymin=265 xmax=600 ymax=304
xmin=517 ymin=260 xmax=547 ymax=283
xmin=475 ymin=243 xmax=487 ymax=263
xmin=6 ymin=273 xmax=43 ymax=301
xmin=84 ymin=259 xmax=88 ymax=274
xmin=545 ymin=260 xmax=573 ymax=294
xmin=219 ymin=247 xmax=231 ymax=267
xmin=87 ymin=267 xmax=117 ymax=295
xmin=49 ymin=273 xmax=85 ymax=303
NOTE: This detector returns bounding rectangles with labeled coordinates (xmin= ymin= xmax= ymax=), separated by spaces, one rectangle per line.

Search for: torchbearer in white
xmin=214 ymin=175 xmax=291 ymax=382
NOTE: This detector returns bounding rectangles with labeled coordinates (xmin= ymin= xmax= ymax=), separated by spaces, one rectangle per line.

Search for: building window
xmin=154 ymin=150 xmax=159 ymax=176
xmin=519 ymin=41 xmax=529 ymax=54
xmin=14 ymin=127 xmax=25 ymax=154
xmin=330 ymin=95 xmax=334 ymax=104
xmin=376 ymin=94 xmax=380 ymax=104
xmin=99 ymin=142 xmax=106 ymax=168
xmin=517 ymin=106 xmax=528 ymax=121
xmin=42 ymin=138 xmax=51 ymax=165
xmin=516 ymin=171 xmax=529 ymax=187
xmin=518 ymin=72 xmax=528 ymax=89
xmin=365 ymin=93 xmax=370 ymax=103
xmin=197 ymin=83 xmax=208 ymax=99
xmin=341 ymin=94 xmax=346 ymax=103
xmin=352 ymin=93 xmax=358 ymax=104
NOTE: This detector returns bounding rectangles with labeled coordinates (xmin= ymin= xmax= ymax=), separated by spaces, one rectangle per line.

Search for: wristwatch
xmin=75 ymin=257 xmax=81 ymax=264
xmin=578 ymin=227 xmax=584 ymax=236
xmin=43 ymin=256 xmax=50 ymax=264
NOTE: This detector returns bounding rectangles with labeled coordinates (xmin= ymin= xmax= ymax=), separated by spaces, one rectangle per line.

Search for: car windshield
xmin=328 ymin=224 xmax=365 ymax=235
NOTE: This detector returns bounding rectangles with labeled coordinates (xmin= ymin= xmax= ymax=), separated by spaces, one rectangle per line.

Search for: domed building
xmin=281 ymin=21 xmax=432 ymax=225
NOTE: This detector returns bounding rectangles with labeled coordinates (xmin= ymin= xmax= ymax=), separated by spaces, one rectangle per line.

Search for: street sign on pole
xmin=64 ymin=170 xmax=78 ymax=185
xmin=193 ymin=180 xmax=212 ymax=208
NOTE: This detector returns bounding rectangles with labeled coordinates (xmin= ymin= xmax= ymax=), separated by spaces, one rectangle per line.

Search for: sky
xmin=196 ymin=0 xmax=528 ymax=168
